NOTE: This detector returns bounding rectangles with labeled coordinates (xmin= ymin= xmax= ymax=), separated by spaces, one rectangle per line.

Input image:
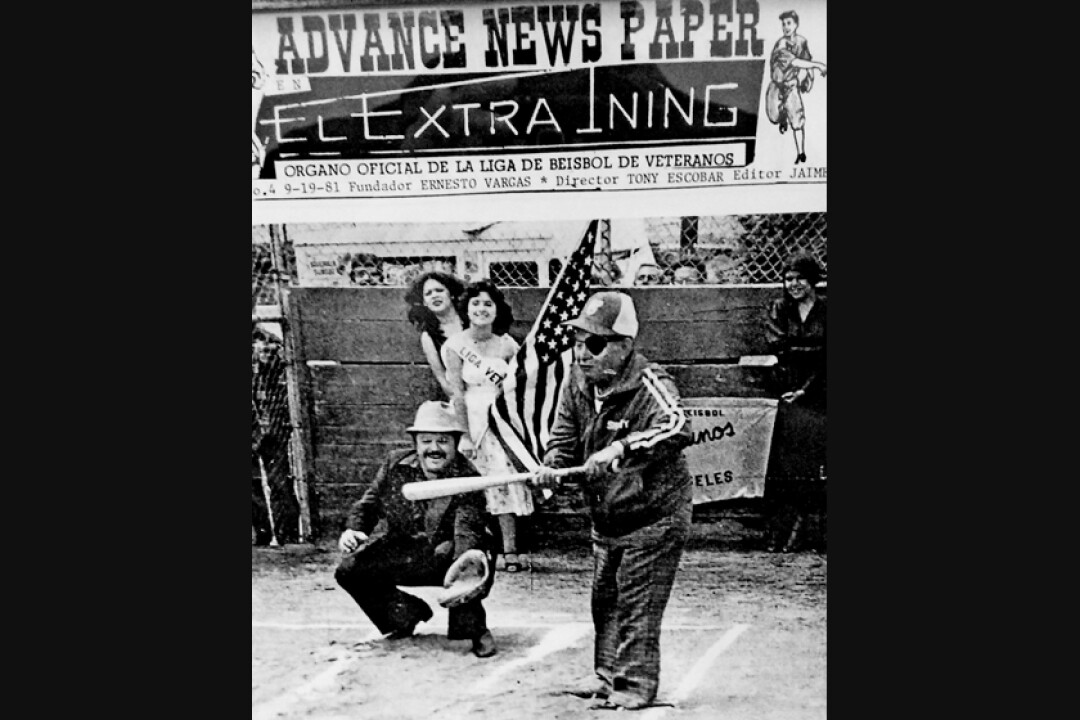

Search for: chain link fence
xmin=639 ymin=213 xmax=827 ymax=285
xmin=272 ymin=213 xmax=826 ymax=289
xmin=252 ymin=226 xmax=304 ymax=546
xmin=251 ymin=214 xmax=825 ymax=543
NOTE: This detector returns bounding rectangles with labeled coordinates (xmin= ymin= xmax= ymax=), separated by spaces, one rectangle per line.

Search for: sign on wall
xmin=683 ymin=397 xmax=778 ymax=504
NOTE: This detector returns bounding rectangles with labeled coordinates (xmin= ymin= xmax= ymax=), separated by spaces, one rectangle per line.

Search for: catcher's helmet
xmin=407 ymin=401 xmax=467 ymax=436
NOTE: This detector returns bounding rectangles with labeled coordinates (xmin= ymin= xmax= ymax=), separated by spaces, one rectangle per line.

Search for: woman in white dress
xmin=443 ymin=280 xmax=534 ymax=571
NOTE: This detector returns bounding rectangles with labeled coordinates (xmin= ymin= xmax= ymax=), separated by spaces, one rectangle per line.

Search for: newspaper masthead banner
xmin=252 ymin=0 xmax=827 ymax=213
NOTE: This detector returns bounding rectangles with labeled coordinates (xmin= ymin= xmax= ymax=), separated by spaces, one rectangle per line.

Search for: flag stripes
xmin=490 ymin=220 xmax=599 ymax=472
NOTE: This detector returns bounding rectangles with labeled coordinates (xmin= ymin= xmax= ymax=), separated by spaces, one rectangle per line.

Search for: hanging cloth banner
xmin=682 ymin=397 xmax=779 ymax=504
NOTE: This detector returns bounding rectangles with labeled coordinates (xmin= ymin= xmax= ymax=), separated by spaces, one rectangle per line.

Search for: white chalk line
xmin=641 ymin=624 xmax=752 ymax=720
xmin=252 ymin=622 xmax=748 ymax=719
xmin=252 ymin=623 xmax=589 ymax=720
xmin=252 ymin=629 xmax=383 ymax=720
xmin=471 ymin=623 xmax=592 ymax=694
xmin=253 ymin=622 xmax=374 ymax=631
xmin=253 ymin=621 xmax=731 ymax=632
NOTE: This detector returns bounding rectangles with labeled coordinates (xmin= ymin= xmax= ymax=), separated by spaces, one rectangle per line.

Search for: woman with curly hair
xmin=443 ymin=280 xmax=533 ymax=572
xmin=405 ymin=271 xmax=467 ymax=399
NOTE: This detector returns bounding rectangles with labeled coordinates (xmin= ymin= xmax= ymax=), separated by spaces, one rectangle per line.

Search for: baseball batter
xmin=535 ymin=292 xmax=694 ymax=711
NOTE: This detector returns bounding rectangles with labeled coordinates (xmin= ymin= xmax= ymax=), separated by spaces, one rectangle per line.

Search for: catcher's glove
xmin=438 ymin=549 xmax=490 ymax=608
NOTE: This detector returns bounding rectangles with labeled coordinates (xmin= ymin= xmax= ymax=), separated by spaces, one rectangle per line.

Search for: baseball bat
xmin=402 ymin=467 xmax=586 ymax=502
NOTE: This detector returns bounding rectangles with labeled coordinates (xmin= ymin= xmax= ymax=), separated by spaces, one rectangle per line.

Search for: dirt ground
xmin=252 ymin=520 xmax=826 ymax=720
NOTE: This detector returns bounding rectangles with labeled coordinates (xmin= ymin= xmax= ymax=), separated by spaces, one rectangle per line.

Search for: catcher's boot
xmin=471 ymin=630 xmax=498 ymax=658
xmin=386 ymin=604 xmax=434 ymax=640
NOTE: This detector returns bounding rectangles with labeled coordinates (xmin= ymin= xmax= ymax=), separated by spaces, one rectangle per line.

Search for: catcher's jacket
xmin=347 ymin=448 xmax=492 ymax=560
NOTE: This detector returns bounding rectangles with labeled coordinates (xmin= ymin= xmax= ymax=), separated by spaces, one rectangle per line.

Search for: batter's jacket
xmin=544 ymin=352 xmax=693 ymax=537
xmin=347 ymin=449 xmax=494 ymax=562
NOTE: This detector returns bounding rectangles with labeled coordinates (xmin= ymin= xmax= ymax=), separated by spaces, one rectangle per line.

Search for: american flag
xmin=488 ymin=220 xmax=599 ymax=472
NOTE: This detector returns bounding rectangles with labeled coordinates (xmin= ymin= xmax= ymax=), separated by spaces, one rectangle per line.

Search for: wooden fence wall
xmin=290 ymin=286 xmax=783 ymax=536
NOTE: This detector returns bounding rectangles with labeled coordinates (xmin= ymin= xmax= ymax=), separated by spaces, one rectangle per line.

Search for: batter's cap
xmin=563 ymin=291 xmax=639 ymax=338
xmin=407 ymin=401 xmax=467 ymax=435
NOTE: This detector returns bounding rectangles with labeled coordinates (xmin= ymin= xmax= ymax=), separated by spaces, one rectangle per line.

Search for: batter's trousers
xmin=591 ymin=503 xmax=692 ymax=706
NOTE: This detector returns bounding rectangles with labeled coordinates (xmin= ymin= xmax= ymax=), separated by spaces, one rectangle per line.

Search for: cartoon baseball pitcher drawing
xmin=766 ymin=11 xmax=828 ymax=165
xmin=252 ymin=47 xmax=267 ymax=179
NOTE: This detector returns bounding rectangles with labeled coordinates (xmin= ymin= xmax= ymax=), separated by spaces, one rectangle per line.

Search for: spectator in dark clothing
xmin=763 ymin=252 xmax=827 ymax=553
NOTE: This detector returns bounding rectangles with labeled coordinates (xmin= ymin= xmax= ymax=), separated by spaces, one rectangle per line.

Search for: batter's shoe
xmin=592 ymin=692 xmax=672 ymax=711
xmin=471 ymin=631 xmax=498 ymax=658
xmin=559 ymin=679 xmax=611 ymax=700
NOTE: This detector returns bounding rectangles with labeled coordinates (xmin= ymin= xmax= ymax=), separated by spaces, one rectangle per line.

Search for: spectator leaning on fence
xmin=405 ymin=271 xmax=467 ymax=399
xmin=633 ymin=263 xmax=663 ymax=286
xmin=672 ymin=259 xmax=706 ymax=285
xmin=706 ymin=251 xmax=741 ymax=284
xmin=763 ymin=251 xmax=827 ymax=553
xmin=534 ymin=291 xmax=694 ymax=711
xmin=349 ymin=253 xmax=383 ymax=286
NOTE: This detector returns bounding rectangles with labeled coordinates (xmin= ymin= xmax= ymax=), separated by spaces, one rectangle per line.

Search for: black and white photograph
xmin=253 ymin=1 xmax=827 ymax=718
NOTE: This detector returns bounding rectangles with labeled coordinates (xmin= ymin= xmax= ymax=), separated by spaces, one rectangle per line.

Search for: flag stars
xmin=491 ymin=220 xmax=600 ymax=469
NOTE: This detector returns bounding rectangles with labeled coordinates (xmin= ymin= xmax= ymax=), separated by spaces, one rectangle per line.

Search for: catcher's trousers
xmin=591 ymin=503 xmax=692 ymax=706
xmin=335 ymin=538 xmax=490 ymax=641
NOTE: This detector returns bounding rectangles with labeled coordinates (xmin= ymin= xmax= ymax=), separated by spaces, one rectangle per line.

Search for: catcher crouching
xmin=335 ymin=401 xmax=499 ymax=657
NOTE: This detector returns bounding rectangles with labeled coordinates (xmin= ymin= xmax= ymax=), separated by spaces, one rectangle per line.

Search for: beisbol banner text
xmin=252 ymin=0 xmax=827 ymax=207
